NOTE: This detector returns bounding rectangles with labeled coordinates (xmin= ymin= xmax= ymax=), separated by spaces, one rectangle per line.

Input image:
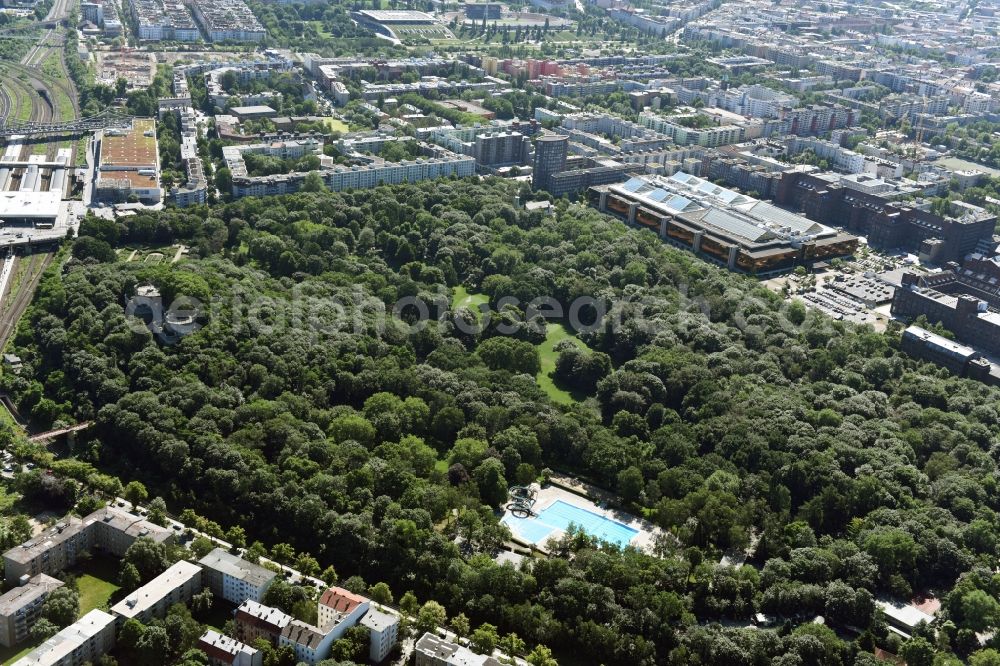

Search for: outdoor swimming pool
xmin=502 ymin=499 xmax=639 ymax=547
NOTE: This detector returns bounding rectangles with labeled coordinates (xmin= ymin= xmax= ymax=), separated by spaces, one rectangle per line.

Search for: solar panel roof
xmin=701 ymin=209 xmax=776 ymax=243
xmin=621 ymin=177 xmax=646 ymax=192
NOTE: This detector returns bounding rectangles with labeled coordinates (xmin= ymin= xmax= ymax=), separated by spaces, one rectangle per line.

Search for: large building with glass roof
xmin=590 ymin=173 xmax=858 ymax=275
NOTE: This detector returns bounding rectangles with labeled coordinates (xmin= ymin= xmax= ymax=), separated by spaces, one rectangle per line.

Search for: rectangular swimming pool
xmin=503 ymin=499 xmax=638 ymax=547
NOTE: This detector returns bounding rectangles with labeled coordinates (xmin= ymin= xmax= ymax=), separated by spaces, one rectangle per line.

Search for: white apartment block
xmin=12 ymin=610 xmax=116 ymax=666
xmin=360 ymin=606 xmax=399 ymax=663
xmin=111 ymin=560 xmax=203 ymax=624
xmin=415 ymin=632 xmax=501 ymax=666
xmin=188 ymin=0 xmax=265 ymax=42
xmin=198 ymin=548 xmax=276 ymax=605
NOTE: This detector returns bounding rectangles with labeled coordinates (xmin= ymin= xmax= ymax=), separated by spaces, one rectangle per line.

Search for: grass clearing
xmin=536 ymin=323 xmax=592 ymax=404
xmin=76 ymin=556 xmax=122 ymax=615
xmin=451 ymin=286 xmax=488 ymax=319
xmin=324 ymin=118 xmax=349 ymax=133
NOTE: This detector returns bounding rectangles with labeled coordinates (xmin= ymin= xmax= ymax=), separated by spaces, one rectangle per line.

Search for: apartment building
xmin=230 ymin=154 xmax=475 ymax=198
xmin=639 ymin=115 xmax=746 ymax=148
xmin=317 ymin=587 xmax=369 ymax=635
xmin=785 ymin=137 xmax=865 ymax=174
xmin=234 ymin=589 xmax=399 ymax=665
xmin=222 ymin=138 xmax=323 ymax=178
xmin=172 ymin=123 xmax=207 ymax=207
xmin=234 ymin=600 xmax=292 ymax=646
xmin=360 ymin=607 xmax=399 ymax=663
xmin=80 ymin=0 xmax=104 ymax=26
xmin=415 ymin=632 xmax=502 ymax=666
xmin=608 ymin=8 xmax=678 ymax=36
xmin=280 ymin=620 xmax=336 ymax=665
xmin=703 ymin=155 xmax=783 ymax=199
xmin=128 ymin=0 xmax=199 ymax=41
xmin=472 ymin=132 xmax=531 ymax=168
xmin=360 ymin=78 xmax=497 ymax=102
xmin=0 ymin=575 xmax=64 ymax=647
xmin=542 ymin=79 xmax=625 ymax=98
xmin=110 ymin=561 xmax=203 ymax=624
xmin=197 ymin=629 xmax=263 ymax=666
xmin=189 ymin=0 xmax=265 ymax=41
xmin=12 ymin=610 xmax=116 ymax=666
xmin=3 ymin=508 xmax=173 ymax=581
xmin=198 ymin=548 xmax=276 ymax=605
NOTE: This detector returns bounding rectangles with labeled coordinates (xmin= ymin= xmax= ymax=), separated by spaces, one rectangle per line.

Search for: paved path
xmin=28 ymin=421 xmax=91 ymax=441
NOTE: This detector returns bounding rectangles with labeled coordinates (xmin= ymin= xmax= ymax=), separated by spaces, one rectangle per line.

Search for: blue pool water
xmin=503 ymin=500 xmax=639 ymax=547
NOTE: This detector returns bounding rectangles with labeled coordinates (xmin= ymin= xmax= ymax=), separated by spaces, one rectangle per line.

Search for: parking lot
xmin=765 ymin=244 xmax=932 ymax=331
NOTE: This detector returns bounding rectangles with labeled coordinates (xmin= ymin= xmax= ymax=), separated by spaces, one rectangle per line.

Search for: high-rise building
xmin=532 ymin=135 xmax=568 ymax=190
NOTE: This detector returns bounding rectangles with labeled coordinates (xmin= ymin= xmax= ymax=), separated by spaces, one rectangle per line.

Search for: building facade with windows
xmin=3 ymin=508 xmax=172 ymax=581
xmin=198 ymin=549 xmax=276 ymax=605
xmin=12 ymin=610 xmax=116 ymax=666
xmin=0 ymin=575 xmax=64 ymax=647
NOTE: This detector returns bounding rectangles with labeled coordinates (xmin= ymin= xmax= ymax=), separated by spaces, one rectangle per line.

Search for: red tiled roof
xmin=319 ymin=586 xmax=366 ymax=613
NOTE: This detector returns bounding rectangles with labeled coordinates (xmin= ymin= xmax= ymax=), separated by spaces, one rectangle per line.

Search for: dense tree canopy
xmin=10 ymin=178 xmax=1000 ymax=663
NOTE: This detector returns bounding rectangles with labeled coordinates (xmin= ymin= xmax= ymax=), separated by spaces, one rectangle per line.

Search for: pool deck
xmin=502 ymin=483 xmax=667 ymax=554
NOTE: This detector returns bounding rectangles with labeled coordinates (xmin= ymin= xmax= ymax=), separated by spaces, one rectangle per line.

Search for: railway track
xmin=0 ymin=252 xmax=53 ymax=350
xmin=1 ymin=61 xmax=75 ymax=124
xmin=0 ymin=84 xmax=10 ymax=126
xmin=0 ymin=73 xmax=34 ymax=127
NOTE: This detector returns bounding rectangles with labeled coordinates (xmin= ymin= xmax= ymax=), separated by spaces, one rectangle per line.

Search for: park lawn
xmin=76 ymin=556 xmax=121 ymax=615
xmin=451 ymin=286 xmax=489 ymax=317
xmin=536 ymin=323 xmax=591 ymax=404
xmin=323 ymin=118 xmax=349 ymax=133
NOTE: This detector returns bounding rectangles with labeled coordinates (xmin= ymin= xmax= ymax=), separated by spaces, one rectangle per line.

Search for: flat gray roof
xmin=0 ymin=575 xmax=63 ymax=616
xmin=198 ymin=548 xmax=276 ymax=588
xmin=4 ymin=517 xmax=87 ymax=565
xmin=110 ymin=561 xmax=201 ymax=619
xmin=360 ymin=606 xmax=399 ymax=632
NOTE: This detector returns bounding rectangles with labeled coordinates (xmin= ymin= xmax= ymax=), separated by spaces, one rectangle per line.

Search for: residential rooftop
xmin=110 ymin=560 xmax=202 ymax=619
xmin=0 ymin=575 xmax=63 ymax=616
xmin=281 ymin=620 xmax=327 ymax=649
xmin=12 ymin=610 xmax=115 ymax=666
xmin=198 ymin=548 xmax=276 ymax=589
xmin=236 ymin=599 xmax=292 ymax=631
xmin=197 ymin=629 xmax=259 ymax=661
